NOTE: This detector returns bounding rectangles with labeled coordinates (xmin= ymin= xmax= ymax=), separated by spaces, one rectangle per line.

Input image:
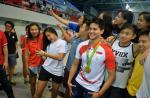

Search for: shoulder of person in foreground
xmin=101 ymin=42 xmax=116 ymax=69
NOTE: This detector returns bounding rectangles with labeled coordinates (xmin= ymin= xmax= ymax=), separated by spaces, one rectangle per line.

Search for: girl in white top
xmin=33 ymin=27 xmax=67 ymax=98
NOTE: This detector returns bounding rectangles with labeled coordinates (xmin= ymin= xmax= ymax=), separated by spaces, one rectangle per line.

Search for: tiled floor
xmin=0 ymin=48 xmax=64 ymax=98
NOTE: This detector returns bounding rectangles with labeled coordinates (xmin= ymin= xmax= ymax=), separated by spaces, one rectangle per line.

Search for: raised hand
xmin=48 ymin=10 xmax=55 ymax=16
xmin=57 ymin=24 xmax=63 ymax=29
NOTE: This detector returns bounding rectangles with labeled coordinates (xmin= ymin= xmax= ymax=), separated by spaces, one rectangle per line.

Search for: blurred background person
xmin=4 ymin=21 xmax=18 ymax=85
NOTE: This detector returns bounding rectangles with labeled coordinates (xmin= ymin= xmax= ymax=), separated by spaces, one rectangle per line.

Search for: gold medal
xmin=85 ymin=66 xmax=91 ymax=73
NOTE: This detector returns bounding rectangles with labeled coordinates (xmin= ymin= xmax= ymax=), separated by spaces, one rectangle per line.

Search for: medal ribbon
xmin=86 ymin=42 xmax=100 ymax=68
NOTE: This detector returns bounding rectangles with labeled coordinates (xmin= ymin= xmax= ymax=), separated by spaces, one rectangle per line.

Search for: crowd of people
xmin=2 ymin=0 xmax=79 ymax=22
xmin=3 ymin=0 xmax=45 ymax=12
xmin=0 ymin=9 xmax=150 ymax=98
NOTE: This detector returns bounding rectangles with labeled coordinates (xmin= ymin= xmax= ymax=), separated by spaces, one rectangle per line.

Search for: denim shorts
xmin=28 ymin=66 xmax=41 ymax=77
xmin=8 ymin=54 xmax=17 ymax=67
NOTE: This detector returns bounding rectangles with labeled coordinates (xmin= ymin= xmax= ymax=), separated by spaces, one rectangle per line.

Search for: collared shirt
xmin=75 ymin=40 xmax=115 ymax=91
xmin=4 ymin=31 xmax=18 ymax=54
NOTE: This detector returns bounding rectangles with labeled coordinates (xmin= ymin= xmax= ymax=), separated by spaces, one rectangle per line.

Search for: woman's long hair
xmin=139 ymin=12 xmax=150 ymax=30
xmin=113 ymin=10 xmax=134 ymax=34
xmin=98 ymin=12 xmax=113 ymax=39
xmin=43 ymin=27 xmax=58 ymax=51
xmin=27 ymin=23 xmax=41 ymax=39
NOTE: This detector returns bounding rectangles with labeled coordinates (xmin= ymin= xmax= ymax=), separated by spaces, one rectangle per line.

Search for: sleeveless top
xmin=112 ymin=39 xmax=134 ymax=88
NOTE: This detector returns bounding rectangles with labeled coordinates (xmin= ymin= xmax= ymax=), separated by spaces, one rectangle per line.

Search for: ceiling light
xmin=64 ymin=2 xmax=66 ymax=5
xmin=126 ymin=4 xmax=130 ymax=9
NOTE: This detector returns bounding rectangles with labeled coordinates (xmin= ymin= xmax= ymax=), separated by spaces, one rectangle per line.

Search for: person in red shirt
xmin=24 ymin=23 xmax=43 ymax=97
xmin=20 ymin=25 xmax=29 ymax=84
xmin=0 ymin=30 xmax=15 ymax=98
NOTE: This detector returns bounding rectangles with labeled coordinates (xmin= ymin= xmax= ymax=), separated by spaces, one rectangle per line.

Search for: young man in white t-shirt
xmin=68 ymin=18 xmax=116 ymax=98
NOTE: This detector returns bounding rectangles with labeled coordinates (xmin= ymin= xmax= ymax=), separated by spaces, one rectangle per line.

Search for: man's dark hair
xmin=5 ymin=21 xmax=15 ymax=28
xmin=139 ymin=29 xmax=150 ymax=37
xmin=90 ymin=18 xmax=104 ymax=30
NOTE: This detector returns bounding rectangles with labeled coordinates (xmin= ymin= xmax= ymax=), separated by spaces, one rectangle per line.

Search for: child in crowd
xmin=103 ymin=24 xmax=138 ymax=98
xmin=136 ymin=29 xmax=150 ymax=98
xmin=125 ymin=30 xmax=150 ymax=98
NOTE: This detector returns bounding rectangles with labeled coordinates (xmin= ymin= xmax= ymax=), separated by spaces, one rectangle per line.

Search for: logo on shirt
xmin=12 ymin=36 xmax=15 ymax=39
xmin=113 ymin=50 xmax=128 ymax=58
xmin=96 ymin=51 xmax=103 ymax=55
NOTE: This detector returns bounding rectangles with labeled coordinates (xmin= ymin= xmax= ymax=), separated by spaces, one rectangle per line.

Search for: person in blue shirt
xmin=57 ymin=20 xmax=90 ymax=98
xmin=48 ymin=10 xmax=88 ymax=33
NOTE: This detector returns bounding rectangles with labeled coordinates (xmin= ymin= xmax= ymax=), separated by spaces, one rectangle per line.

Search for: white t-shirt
xmin=136 ymin=53 xmax=150 ymax=98
xmin=42 ymin=39 xmax=67 ymax=76
xmin=75 ymin=40 xmax=115 ymax=92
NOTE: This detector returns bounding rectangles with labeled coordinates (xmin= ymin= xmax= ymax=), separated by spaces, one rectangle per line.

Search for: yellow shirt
xmin=127 ymin=53 xmax=144 ymax=96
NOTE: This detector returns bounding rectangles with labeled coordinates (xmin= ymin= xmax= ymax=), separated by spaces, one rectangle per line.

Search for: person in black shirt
xmin=4 ymin=21 xmax=18 ymax=85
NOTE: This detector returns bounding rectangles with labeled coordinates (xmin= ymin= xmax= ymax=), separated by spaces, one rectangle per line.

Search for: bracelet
xmin=97 ymin=92 xmax=102 ymax=97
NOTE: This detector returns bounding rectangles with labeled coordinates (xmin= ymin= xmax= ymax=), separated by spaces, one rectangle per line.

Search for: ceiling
xmin=1 ymin=0 xmax=149 ymax=17
xmin=46 ymin=0 xmax=80 ymax=12
xmin=67 ymin=0 xmax=150 ymax=16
